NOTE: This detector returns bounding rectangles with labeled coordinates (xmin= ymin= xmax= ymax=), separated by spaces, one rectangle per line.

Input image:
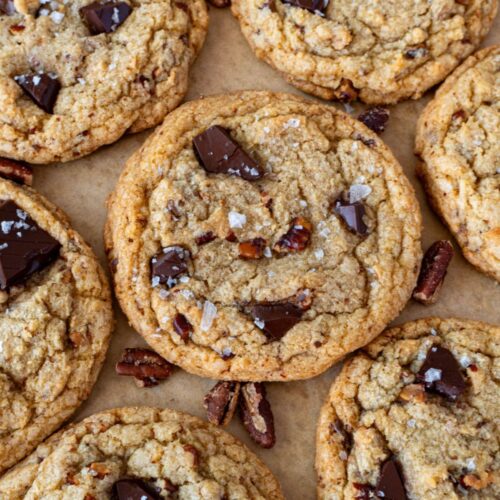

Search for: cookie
xmin=105 ymin=91 xmax=422 ymax=381
xmin=316 ymin=317 xmax=500 ymax=499
xmin=0 ymin=177 xmax=113 ymax=474
xmin=416 ymin=46 xmax=500 ymax=282
xmin=231 ymin=0 xmax=498 ymax=104
xmin=1 ymin=406 xmax=284 ymax=499
xmin=0 ymin=0 xmax=208 ymax=163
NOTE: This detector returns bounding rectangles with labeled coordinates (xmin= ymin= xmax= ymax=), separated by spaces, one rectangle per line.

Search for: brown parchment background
xmin=30 ymin=8 xmax=500 ymax=499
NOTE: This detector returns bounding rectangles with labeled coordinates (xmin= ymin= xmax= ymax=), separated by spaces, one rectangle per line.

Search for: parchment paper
xmin=32 ymin=9 xmax=500 ymax=499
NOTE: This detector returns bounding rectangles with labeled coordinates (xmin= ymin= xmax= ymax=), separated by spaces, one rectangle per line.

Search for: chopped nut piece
xmin=273 ymin=216 xmax=312 ymax=253
xmin=399 ymin=383 xmax=426 ymax=403
xmin=239 ymin=237 xmax=266 ymax=259
xmin=204 ymin=381 xmax=240 ymax=426
xmin=115 ymin=348 xmax=173 ymax=387
xmin=89 ymin=462 xmax=110 ymax=479
xmin=0 ymin=157 xmax=33 ymax=185
xmin=413 ymin=240 xmax=454 ymax=304
xmin=461 ymin=472 xmax=494 ymax=490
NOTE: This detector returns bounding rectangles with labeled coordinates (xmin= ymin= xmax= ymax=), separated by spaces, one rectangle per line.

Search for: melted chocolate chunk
xmin=0 ymin=200 xmax=60 ymax=289
xmin=112 ymin=478 xmax=159 ymax=500
xmin=80 ymin=1 xmax=132 ymax=35
xmin=193 ymin=126 xmax=263 ymax=181
xmin=14 ymin=73 xmax=61 ymax=114
xmin=282 ymin=0 xmax=328 ymax=14
xmin=0 ymin=0 xmax=15 ymax=15
xmin=173 ymin=313 xmax=192 ymax=342
xmin=334 ymin=198 xmax=368 ymax=236
xmin=151 ymin=246 xmax=190 ymax=288
xmin=376 ymin=458 xmax=407 ymax=500
xmin=358 ymin=107 xmax=390 ymax=134
xmin=250 ymin=301 xmax=304 ymax=341
xmin=416 ymin=346 xmax=466 ymax=400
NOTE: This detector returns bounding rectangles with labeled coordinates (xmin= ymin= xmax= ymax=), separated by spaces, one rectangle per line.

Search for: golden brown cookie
xmin=316 ymin=317 xmax=500 ymax=499
xmin=105 ymin=91 xmax=421 ymax=381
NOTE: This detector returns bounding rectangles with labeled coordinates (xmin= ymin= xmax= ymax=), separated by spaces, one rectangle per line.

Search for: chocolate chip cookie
xmin=0 ymin=407 xmax=284 ymax=499
xmin=0 ymin=0 xmax=208 ymax=163
xmin=316 ymin=317 xmax=500 ymax=499
xmin=0 ymin=177 xmax=113 ymax=474
xmin=231 ymin=0 xmax=498 ymax=104
xmin=416 ymin=45 xmax=499 ymax=282
xmin=105 ymin=91 xmax=422 ymax=381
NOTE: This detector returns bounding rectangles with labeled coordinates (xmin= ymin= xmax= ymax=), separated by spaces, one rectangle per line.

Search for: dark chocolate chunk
xmin=172 ymin=313 xmax=192 ymax=342
xmin=80 ymin=1 xmax=132 ymax=35
xmin=358 ymin=107 xmax=390 ymax=134
xmin=282 ymin=0 xmax=328 ymax=14
xmin=204 ymin=381 xmax=240 ymax=426
xmin=0 ymin=200 xmax=60 ymax=289
xmin=14 ymin=73 xmax=61 ymax=114
xmin=413 ymin=240 xmax=453 ymax=305
xmin=273 ymin=216 xmax=312 ymax=253
xmin=416 ymin=345 xmax=466 ymax=400
xmin=193 ymin=126 xmax=263 ymax=181
xmin=250 ymin=301 xmax=304 ymax=341
xmin=239 ymin=382 xmax=275 ymax=448
xmin=0 ymin=0 xmax=15 ymax=15
xmin=112 ymin=478 xmax=159 ymax=500
xmin=376 ymin=458 xmax=407 ymax=500
xmin=334 ymin=198 xmax=368 ymax=236
xmin=151 ymin=246 xmax=190 ymax=288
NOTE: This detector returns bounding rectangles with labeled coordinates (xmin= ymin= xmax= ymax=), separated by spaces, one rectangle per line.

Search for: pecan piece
xmin=413 ymin=240 xmax=453 ymax=304
xmin=173 ymin=313 xmax=192 ymax=343
xmin=204 ymin=381 xmax=241 ymax=426
xmin=183 ymin=444 xmax=199 ymax=467
xmin=239 ymin=382 xmax=275 ymax=448
xmin=195 ymin=231 xmax=216 ymax=246
xmin=239 ymin=237 xmax=266 ymax=259
xmin=273 ymin=216 xmax=312 ymax=253
xmin=398 ymin=383 xmax=426 ymax=403
xmin=461 ymin=472 xmax=494 ymax=490
xmin=115 ymin=348 xmax=173 ymax=387
xmin=89 ymin=462 xmax=110 ymax=479
xmin=0 ymin=157 xmax=33 ymax=186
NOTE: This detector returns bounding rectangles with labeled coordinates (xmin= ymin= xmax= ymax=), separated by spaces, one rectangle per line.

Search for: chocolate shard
xmin=0 ymin=0 xmax=15 ymax=15
xmin=193 ymin=126 xmax=263 ymax=181
xmin=376 ymin=458 xmax=407 ymax=500
xmin=358 ymin=107 xmax=390 ymax=134
xmin=0 ymin=200 xmax=61 ymax=289
xmin=0 ymin=158 xmax=33 ymax=186
xmin=172 ymin=313 xmax=192 ymax=343
xmin=333 ymin=198 xmax=368 ymax=236
xmin=204 ymin=381 xmax=240 ymax=426
xmin=250 ymin=301 xmax=304 ymax=341
xmin=14 ymin=73 xmax=61 ymax=114
xmin=112 ymin=478 xmax=159 ymax=500
xmin=416 ymin=345 xmax=466 ymax=400
xmin=80 ymin=1 xmax=132 ymax=35
xmin=239 ymin=382 xmax=275 ymax=448
xmin=151 ymin=246 xmax=190 ymax=288
xmin=413 ymin=240 xmax=453 ymax=305
xmin=273 ymin=216 xmax=312 ymax=253
xmin=282 ymin=0 xmax=328 ymax=14
xmin=115 ymin=348 xmax=173 ymax=388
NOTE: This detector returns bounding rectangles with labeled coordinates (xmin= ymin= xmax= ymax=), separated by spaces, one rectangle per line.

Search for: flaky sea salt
xmin=228 ymin=211 xmax=246 ymax=228
xmin=460 ymin=354 xmax=471 ymax=368
xmin=200 ymin=301 xmax=217 ymax=331
xmin=50 ymin=11 xmax=64 ymax=23
xmin=349 ymin=184 xmax=372 ymax=203
xmin=264 ymin=247 xmax=272 ymax=258
xmin=314 ymin=248 xmax=324 ymax=260
xmin=254 ymin=318 xmax=265 ymax=329
xmin=424 ymin=368 xmax=442 ymax=383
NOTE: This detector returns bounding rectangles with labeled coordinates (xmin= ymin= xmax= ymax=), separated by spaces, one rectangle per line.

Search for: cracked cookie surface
xmin=231 ymin=0 xmax=497 ymax=104
xmin=0 ymin=0 xmax=208 ymax=163
xmin=1 ymin=406 xmax=284 ymax=499
xmin=0 ymin=178 xmax=113 ymax=474
xmin=416 ymin=45 xmax=500 ymax=281
xmin=316 ymin=317 xmax=500 ymax=500
xmin=105 ymin=91 xmax=421 ymax=381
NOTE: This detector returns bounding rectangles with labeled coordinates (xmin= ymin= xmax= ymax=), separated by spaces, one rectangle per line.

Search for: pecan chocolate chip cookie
xmin=231 ymin=0 xmax=497 ymax=104
xmin=316 ymin=317 xmax=500 ymax=500
xmin=0 ymin=177 xmax=113 ymax=474
xmin=105 ymin=91 xmax=421 ymax=381
xmin=0 ymin=0 xmax=208 ymax=163
xmin=416 ymin=46 xmax=500 ymax=282
xmin=0 ymin=407 xmax=284 ymax=499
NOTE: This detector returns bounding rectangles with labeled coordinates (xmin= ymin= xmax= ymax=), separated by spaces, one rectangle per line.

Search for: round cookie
xmin=416 ymin=46 xmax=500 ymax=282
xmin=4 ymin=406 xmax=284 ymax=499
xmin=316 ymin=317 xmax=500 ymax=500
xmin=0 ymin=0 xmax=208 ymax=163
xmin=0 ymin=177 xmax=113 ymax=474
xmin=105 ymin=91 xmax=422 ymax=381
xmin=231 ymin=0 xmax=498 ymax=104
